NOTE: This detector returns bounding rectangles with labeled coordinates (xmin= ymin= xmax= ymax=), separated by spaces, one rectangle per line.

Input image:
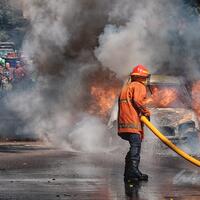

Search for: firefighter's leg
xmin=124 ymin=151 xmax=130 ymax=179
xmin=118 ymin=134 xmax=133 ymax=180
xmin=125 ymin=134 xmax=148 ymax=181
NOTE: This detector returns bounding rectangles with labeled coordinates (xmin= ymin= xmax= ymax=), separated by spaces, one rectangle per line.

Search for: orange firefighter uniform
xmin=118 ymin=81 xmax=149 ymax=139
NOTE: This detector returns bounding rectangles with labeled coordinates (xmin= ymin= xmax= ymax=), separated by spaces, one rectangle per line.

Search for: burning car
xmin=147 ymin=75 xmax=199 ymax=151
xmin=108 ymin=75 xmax=200 ymax=152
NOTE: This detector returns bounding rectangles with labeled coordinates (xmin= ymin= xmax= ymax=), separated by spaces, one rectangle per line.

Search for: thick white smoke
xmin=22 ymin=0 xmax=77 ymax=59
xmin=5 ymin=0 xmax=112 ymax=152
xmin=5 ymin=0 xmax=200 ymax=152
xmin=95 ymin=0 xmax=200 ymax=79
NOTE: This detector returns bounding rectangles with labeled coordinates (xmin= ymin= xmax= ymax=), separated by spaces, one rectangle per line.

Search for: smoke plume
xmin=5 ymin=0 xmax=114 ymax=151
xmin=95 ymin=0 xmax=200 ymax=80
xmin=5 ymin=0 xmax=200 ymax=151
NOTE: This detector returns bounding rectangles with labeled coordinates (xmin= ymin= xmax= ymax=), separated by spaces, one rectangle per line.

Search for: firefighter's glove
xmin=143 ymin=110 xmax=151 ymax=121
xmin=146 ymin=116 xmax=151 ymax=121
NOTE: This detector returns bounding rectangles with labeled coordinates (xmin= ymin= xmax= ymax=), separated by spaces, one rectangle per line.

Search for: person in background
xmin=14 ymin=61 xmax=26 ymax=82
xmin=4 ymin=62 xmax=14 ymax=82
xmin=2 ymin=62 xmax=13 ymax=91
xmin=0 ymin=63 xmax=4 ymax=75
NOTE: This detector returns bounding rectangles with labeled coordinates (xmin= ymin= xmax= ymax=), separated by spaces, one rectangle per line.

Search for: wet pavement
xmin=0 ymin=142 xmax=199 ymax=200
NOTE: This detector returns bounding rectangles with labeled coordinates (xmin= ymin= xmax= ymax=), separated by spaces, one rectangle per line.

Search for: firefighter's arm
xmin=132 ymin=84 xmax=151 ymax=117
xmin=133 ymin=99 xmax=151 ymax=118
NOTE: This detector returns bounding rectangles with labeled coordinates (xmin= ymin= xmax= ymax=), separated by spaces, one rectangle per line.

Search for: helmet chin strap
xmin=147 ymin=75 xmax=153 ymax=94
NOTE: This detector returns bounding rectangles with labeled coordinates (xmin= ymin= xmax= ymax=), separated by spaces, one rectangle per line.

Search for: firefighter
xmin=118 ymin=64 xmax=151 ymax=182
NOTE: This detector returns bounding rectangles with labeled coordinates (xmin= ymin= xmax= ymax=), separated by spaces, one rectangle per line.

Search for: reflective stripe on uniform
xmin=119 ymin=99 xmax=133 ymax=103
xmin=119 ymin=123 xmax=139 ymax=129
xmin=119 ymin=99 xmax=128 ymax=103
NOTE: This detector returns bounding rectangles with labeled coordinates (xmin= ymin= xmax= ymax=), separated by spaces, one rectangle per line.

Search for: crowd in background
xmin=0 ymin=57 xmax=27 ymax=96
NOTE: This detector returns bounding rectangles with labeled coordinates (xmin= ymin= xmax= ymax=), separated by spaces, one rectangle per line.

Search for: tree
xmin=0 ymin=0 xmax=28 ymax=48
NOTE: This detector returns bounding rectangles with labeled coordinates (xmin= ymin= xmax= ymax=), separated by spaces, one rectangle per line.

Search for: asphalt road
xmin=0 ymin=142 xmax=199 ymax=200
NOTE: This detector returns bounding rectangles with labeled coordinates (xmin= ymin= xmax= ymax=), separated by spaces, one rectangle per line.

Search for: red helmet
xmin=130 ymin=64 xmax=150 ymax=77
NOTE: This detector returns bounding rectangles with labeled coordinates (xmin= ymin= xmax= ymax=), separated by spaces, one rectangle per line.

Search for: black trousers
xmin=119 ymin=133 xmax=141 ymax=162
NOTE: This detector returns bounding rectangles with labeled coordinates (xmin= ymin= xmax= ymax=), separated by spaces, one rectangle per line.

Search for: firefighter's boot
xmin=137 ymin=158 xmax=148 ymax=181
xmin=124 ymin=160 xmax=148 ymax=182
xmin=124 ymin=149 xmax=149 ymax=182
xmin=124 ymin=160 xmax=140 ymax=182
xmin=137 ymin=163 xmax=148 ymax=181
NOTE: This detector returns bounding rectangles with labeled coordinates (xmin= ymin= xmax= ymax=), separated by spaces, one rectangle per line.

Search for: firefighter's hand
xmin=146 ymin=115 xmax=151 ymax=121
xmin=143 ymin=110 xmax=151 ymax=117
xmin=143 ymin=110 xmax=151 ymax=121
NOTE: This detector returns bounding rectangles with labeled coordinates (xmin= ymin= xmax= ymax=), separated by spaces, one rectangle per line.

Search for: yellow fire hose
xmin=141 ymin=116 xmax=200 ymax=167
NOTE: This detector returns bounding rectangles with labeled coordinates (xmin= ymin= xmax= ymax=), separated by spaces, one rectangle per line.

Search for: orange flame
xmin=89 ymin=85 xmax=119 ymax=118
xmin=146 ymin=87 xmax=178 ymax=107
xmin=192 ymin=81 xmax=200 ymax=121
